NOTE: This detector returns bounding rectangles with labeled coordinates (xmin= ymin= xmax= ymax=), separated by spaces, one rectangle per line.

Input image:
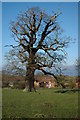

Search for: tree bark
xmin=26 ymin=66 xmax=35 ymax=92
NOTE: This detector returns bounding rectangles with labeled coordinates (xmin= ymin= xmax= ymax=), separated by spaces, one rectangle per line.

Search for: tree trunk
xmin=28 ymin=77 xmax=34 ymax=92
xmin=26 ymin=64 xmax=35 ymax=92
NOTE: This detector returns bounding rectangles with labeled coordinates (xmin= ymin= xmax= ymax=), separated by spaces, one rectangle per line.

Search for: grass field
xmin=2 ymin=88 xmax=78 ymax=118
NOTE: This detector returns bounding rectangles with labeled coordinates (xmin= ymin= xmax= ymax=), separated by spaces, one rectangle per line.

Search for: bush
xmin=2 ymin=81 xmax=9 ymax=88
xmin=69 ymin=82 xmax=75 ymax=89
xmin=13 ymin=81 xmax=26 ymax=89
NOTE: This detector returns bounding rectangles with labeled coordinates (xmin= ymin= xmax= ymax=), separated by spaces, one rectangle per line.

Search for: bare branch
xmin=37 ymin=65 xmax=59 ymax=84
xmin=24 ymin=12 xmax=32 ymax=28
xmin=5 ymin=45 xmax=20 ymax=48
xmin=36 ymin=12 xmax=43 ymax=32
xmin=46 ymin=26 xmax=56 ymax=36
xmin=17 ymin=23 xmax=31 ymax=39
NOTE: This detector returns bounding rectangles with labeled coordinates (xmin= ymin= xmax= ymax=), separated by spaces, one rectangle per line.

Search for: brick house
xmin=75 ymin=78 xmax=80 ymax=88
xmin=34 ymin=75 xmax=55 ymax=88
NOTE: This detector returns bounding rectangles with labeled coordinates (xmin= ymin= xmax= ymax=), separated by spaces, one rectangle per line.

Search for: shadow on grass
xmin=54 ymin=88 xmax=80 ymax=93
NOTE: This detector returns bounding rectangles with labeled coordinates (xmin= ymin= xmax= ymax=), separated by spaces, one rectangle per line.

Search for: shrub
xmin=69 ymin=82 xmax=75 ymax=89
xmin=13 ymin=81 xmax=26 ymax=89
xmin=2 ymin=81 xmax=9 ymax=88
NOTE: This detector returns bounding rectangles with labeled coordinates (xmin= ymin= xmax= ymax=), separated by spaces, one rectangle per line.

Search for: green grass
xmin=2 ymin=88 xmax=78 ymax=118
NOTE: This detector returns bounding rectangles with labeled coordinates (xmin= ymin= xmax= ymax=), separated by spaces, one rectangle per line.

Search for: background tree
xmin=76 ymin=57 xmax=80 ymax=71
xmin=75 ymin=57 xmax=80 ymax=80
xmin=4 ymin=50 xmax=26 ymax=76
xmin=5 ymin=7 xmax=71 ymax=91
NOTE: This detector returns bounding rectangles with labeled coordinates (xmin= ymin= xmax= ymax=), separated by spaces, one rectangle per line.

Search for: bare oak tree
xmin=5 ymin=7 xmax=71 ymax=91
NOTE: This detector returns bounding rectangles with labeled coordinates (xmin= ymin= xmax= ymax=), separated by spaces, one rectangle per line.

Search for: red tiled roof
xmin=34 ymin=75 xmax=54 ymax=82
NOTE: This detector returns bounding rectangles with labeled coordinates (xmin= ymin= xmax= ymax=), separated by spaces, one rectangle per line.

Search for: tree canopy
xmin=5 ymin=7 xmax=72 ymax=91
